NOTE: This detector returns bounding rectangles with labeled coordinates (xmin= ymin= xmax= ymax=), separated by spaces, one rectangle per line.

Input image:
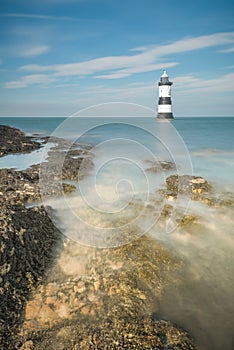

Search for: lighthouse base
xmin=157 ymin=112 xmax=174 ymax=120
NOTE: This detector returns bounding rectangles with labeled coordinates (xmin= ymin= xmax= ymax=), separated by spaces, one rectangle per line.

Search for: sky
xmin=0 ymin=0 xmax=234 ymax=117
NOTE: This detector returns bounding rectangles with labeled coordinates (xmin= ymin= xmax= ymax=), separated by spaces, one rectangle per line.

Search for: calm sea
xmin=1 ymin=115 xmax=234 ymax=350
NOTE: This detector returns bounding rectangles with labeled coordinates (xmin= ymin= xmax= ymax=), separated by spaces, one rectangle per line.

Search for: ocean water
xmin=1 ymin=116 xmax=234 ymax=188
xmin=1 ymin=114 xmax=234 ymax=349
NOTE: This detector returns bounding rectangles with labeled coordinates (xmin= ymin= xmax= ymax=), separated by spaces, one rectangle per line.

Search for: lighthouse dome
xmin=161 ymin=70 xmax=168 ymax=78
xmin=159 ymin=70 xmax=172 ymax=86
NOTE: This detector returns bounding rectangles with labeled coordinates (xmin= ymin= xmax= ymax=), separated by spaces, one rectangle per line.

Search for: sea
xmin=0 ymin=113 xmax=234 ymax=350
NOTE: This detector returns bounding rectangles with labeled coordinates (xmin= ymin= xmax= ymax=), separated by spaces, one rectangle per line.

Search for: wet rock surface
xmin=145 ymin=160 xmax=176 ymax=173
xmin=16 ymin=237 xmax=196 ymax=350
xmin=165 ymin=175 xmax=213 ymax=198
xmin=163 ymin=174 xmax=234 ymax=208
xmin=0 ymin=125 xmax=94 ymax=349
xmin=0 ymin=125 xmax=41 ymax=157
xmin=0 ymin=204 xmax=62 ymax=349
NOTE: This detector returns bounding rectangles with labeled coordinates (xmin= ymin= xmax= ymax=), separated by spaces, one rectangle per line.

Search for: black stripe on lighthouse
xmin=158 ymin=97 xmax=172 ymax=105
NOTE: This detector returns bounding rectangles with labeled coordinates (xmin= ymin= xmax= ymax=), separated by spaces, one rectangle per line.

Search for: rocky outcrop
xmin=163 ymin=175 xmax=234 ymax=208
xmin=165 ymin=175 xmax=213 ymax=199
xmin=0 ymin=204 xmax=61 ymax=349
xmin=0 ymin=125 xmax=94 ymax=349
xmin=0 ymin=125 xmax=41 ymax=157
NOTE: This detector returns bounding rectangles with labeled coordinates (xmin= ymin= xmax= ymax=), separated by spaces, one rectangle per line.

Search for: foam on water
xmin=153 ymin=204 xmax=234 ymax=350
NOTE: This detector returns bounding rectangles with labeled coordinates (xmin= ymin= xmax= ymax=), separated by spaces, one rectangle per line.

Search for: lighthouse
xmin=157 ymin=70 xmax=174 ymax=119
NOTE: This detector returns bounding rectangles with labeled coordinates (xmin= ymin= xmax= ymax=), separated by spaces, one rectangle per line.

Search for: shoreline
xmin=1 ymin=124 xmax=234 ymax=349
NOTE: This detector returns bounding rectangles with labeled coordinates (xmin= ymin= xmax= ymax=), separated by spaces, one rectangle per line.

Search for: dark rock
xmin=43 ymin=146 xmax=94 ymax=182
xmin=0 ymin=125 xmax=41 ymax=157
xmin=0 ymin=204 xmax=62 ymax=349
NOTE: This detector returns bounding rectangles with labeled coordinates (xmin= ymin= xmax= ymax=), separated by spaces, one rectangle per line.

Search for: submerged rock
xmin=165 ymin=175 xmax=213 ymax=199
xmin=145 ymin=160 xmax=176 ymax=173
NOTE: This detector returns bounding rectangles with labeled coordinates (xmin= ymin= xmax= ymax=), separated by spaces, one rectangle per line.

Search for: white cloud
xmin=5 ymin=32 xmax=234 ymax=89
xmin=19 ymin=32 xmax=234 ymax=80
xmin=20 ymin=64 xmax=50 ymax=72
xmin=219 ymin=47 xmax=234 ymax=53
xmin=4 ymin=74 xmax=56 ymax=89
xmin=95 ymin=62 xmax=178 ymax=79
xmin=20 ymin=45 xmax=50 ymax=57
xmin=174 ymin=73 xmax=234 ymax=93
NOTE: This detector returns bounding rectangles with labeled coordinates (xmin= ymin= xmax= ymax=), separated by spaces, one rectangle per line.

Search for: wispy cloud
xmin=0 ymin=44 xmax=50 ymax=58
xmin=174 ymin=73 xmax=234 ymax=93
xmin=20 ymin=45 xmax=50 ymax=57
xmin=0 ymin=12 xmax=83 ymax=22
xmin=4 ymin=74 xmax=56 ymax=89
xmin=5 ymin=32 xmax=234 ymax=88
xmin=95 ymin=62 xmax=178 ymax=79
xmin=219 ymin=47 xmax=234 ymax=53
xmin=20 ymin=32 xmax=234 ymax=77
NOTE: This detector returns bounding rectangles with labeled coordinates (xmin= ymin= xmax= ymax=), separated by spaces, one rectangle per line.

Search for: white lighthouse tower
xmin=157 ymin=70 xmax=174 ymax=119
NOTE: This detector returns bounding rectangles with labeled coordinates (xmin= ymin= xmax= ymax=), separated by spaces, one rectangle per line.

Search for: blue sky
xmin=0 ymin=0 xmax=234 ymax=116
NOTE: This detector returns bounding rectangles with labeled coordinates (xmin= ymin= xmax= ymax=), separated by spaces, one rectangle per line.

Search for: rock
xmin=20 ymin=316 xmax=196 ymax=349
xmin=166 ymin=175 xmax=213 ymax=199
xmin=46 ymin=282 xmax=59 ymax=296
xmin=0 ymin=125 xmax=41 ymax=157
xmin=145 ymin=160 xmax=176 ymax=173
xmin=160 ymin=204 xmax=173 ymax=219
xmin=19 ymin=340 xmax=34 ymax=350
xmin=177 ymin=214 xmax=204 ymax=234
xmin=217 ymin=192 xmax=234 ymax=208
xmin=16 ymin=234 xmax=198 ymax=349
xmin=0 ymin=204 xmax=61 ymax=349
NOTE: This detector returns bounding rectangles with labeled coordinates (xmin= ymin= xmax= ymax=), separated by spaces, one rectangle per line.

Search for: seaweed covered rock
xmin=0 ymin=166 xmax=76 ymax=204
xmin=0 ymin=204 xmax=61 ymax=349
xmin=19 ymin=316 xmax=196 ymax=350
xmin=0 ymin=125 xmax=41 ymax=157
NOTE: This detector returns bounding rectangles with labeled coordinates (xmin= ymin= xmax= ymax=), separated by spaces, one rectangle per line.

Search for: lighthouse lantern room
xmin=157 ymin=70 xmax=174 ymax=119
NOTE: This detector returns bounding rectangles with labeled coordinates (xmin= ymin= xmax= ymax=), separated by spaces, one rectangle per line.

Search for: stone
xmin=19 ymin=340 xmax=34 ymax=350
xmin=145 ymin=160 xmax=176 ymax=173
xmin=166 ymin=175 xmax=213 ymax=199
xmin=0 ymin=125 xmax=41 ymax=157
xmin=46 ymin=282 xmax=59 ymax=296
